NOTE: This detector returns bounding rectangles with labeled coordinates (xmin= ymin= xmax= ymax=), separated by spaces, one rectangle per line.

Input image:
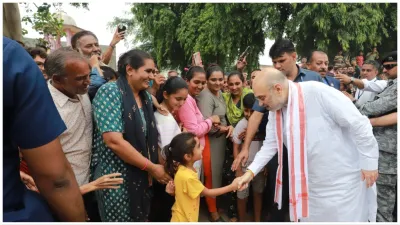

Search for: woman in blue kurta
xmin=91 ymin=49 xmax=171 ymax=222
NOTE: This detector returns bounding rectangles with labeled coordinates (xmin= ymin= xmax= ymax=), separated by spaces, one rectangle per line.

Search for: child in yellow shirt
xmin=164 ymin=132 xmax=242 ymax=222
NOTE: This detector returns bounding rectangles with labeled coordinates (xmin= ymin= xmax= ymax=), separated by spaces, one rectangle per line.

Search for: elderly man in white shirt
xmin=236 ymin=68 xmax=379 ymax=222
xmin=45 ymin=48 xmax=122 ymax=221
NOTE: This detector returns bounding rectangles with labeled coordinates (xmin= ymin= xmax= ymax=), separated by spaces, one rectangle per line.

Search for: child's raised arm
xmin=201 ymin=177 xmax=240 ymax=197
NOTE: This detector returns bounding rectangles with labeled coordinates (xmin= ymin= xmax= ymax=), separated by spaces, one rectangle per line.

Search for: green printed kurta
xmin=90 ymin=82 xmax=150 ymax=222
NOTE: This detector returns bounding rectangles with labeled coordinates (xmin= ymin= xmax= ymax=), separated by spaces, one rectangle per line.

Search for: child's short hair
xmin=243 ymin=93 xmax=256 ymax=109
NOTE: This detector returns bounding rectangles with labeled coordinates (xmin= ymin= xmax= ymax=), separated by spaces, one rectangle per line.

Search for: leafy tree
xmin=20 ymin=3 xmax=89 ymax=48
xmin=111 ymin=3 xmax=397 ymax=70
xmin=265 ymin=3 xmax=397 ymax=62
xmin=109 ymin=3 xmax=270 ymax=72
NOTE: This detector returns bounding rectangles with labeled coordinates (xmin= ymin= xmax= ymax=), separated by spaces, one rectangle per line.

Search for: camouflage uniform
xmin=358 ymin=78 xmax=397 ymax=222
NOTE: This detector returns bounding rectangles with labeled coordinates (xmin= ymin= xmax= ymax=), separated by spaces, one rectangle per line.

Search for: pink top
xmin=176 ymin=94 xmax=212 ymax=147
xmin=356 ymin=56 xmax=364 ymax=67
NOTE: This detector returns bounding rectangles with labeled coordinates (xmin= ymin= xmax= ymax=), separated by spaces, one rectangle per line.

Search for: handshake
xmin=165 ymin=170 xmax=256 ymax=197
xmin=230 ymin=170 xmax=254 ymax=192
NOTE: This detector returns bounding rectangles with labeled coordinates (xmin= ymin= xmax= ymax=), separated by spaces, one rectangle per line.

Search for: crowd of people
xmin=3 ymin=27 xmax=397 ymax=223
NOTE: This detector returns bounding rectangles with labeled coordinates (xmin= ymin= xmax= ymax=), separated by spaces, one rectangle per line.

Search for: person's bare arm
xmin=102 ymin=46 xmax=114 ymax=66
xmin=102 ymin=29 xmax=125 ymax=65
xmin=370 ymin=112 xmax=397 ymax=127
xmin=201 ymin=179 xmax=238 ymax=197
xmin=103 ymin=132 xmax=171 ymax=184
xmin=242 ymin=111 xmax=263 ymax=150
xmin=231 ymin=111 xmax=263 ymax=171
xmin=79 ymin=173 xmax=123 ymax=195
xmin=21 ymin=138 xmax=85 ymax=222
xmin=233 ymin=142 xmax=241 ymax=159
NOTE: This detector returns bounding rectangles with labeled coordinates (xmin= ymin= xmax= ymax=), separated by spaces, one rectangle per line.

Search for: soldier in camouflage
xmin=357 ymin=51 xmax=397 ymax=222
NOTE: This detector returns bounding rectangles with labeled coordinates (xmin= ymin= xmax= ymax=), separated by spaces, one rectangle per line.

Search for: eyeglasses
xmin=382 ymin=64 xmax=397 ymax=70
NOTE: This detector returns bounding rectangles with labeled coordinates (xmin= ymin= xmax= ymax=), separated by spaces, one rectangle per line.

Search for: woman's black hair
xmin=117 ymin=49 xmax=152 ymax=77
xmin=100 ymin=66 xmax=119 ymax=81
xmin=243 ymin=93 xmax=256 ymax=109
xmin=159 ymin=76 xmax=188 ymax=103
xmin=183 ymin=66 xmax=205 ymax=81
xmin=164 ymin=132 xmax=197 ymax=177
xmin=206 ymin=63 xmax=224 ymax=80
xmin=227 ymin=70 xmax=245 ymax=83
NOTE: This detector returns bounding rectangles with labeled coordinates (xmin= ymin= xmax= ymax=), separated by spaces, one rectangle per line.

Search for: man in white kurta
xmin=237 ymin=68 xmax=379 ymax=222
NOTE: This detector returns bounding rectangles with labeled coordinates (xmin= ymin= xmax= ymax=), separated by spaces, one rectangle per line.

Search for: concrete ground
xmin=198 ymin=198 xmax=264 ymax=222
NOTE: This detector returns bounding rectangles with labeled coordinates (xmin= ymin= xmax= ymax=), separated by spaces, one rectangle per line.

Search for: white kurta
xmin=248 ymin=81 xmax=379 ymax=222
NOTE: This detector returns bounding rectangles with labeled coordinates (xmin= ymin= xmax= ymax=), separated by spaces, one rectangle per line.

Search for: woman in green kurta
xmin=222 ymin=71 xmax=253 ymax=127
xmin=221 ymin=71 xmax=253 ymax=221
xmin=90 ymin=49 xmax=171 ymax=222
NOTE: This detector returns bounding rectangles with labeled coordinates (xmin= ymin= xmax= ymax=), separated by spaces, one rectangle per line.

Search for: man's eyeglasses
xmin=382 ymin=64 xmax=397 ymax=70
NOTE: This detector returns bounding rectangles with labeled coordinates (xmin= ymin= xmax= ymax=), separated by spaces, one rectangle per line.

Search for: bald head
xmin=253 ymin=68 xmax=289 ymax=111
xmin=253 ymin=68 xmax=288 ymax=90
xmin=45 ymin=48 xmax=90 ymax=79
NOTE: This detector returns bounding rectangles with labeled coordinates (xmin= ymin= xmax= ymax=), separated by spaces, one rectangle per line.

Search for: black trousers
xmin=148 ymin=182 xmax=175 ymax=222
xmin=265 ymin=145 xmax=289 ymax=222
xmin=83 ymin=191 xmax=101 ymax=222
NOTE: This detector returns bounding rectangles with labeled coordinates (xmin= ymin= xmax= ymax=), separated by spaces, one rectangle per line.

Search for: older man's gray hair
xmin=44 ymin=48 xmax=90 ymax=79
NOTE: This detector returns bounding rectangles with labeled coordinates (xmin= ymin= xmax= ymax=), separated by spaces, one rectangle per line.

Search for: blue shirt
xmin=253 ymin=65 xmax=323 ymax=132
xmin=88 ymin=67 xmax=107 ymax=101
xmin=3 ymin=37 xmax=66 ymax=221
xmin=323 ymin=76 xmax=341 ymax=90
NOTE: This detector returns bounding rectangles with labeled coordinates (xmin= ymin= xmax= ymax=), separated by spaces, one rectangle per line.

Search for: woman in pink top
xmin=176 ymin=66 xmax=220 ymax=178
xmin=356 ymin=50 xmax=364 ymax=67
xmin=177 ymin=66 xmax=220 ymax=145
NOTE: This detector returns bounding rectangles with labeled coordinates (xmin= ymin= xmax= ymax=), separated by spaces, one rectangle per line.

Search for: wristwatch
xmin=350 ymin=77 xmax=355 ymax=84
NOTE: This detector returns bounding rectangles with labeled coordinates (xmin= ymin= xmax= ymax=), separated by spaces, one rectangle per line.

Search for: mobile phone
xmin=239 ymin=46 xmax=250 ymax=60
xmin=117 ymin=24 xmax=127 ymax=33
xmin=192 ymin=52 xmax=202 ymax=66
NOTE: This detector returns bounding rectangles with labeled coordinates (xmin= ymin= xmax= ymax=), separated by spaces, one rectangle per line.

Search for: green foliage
xmin=110 ymin=3 xmax=269 ymax=72
xmin=21 ymin=3 xmax=89 ymax=48
xmin=267 ymin=3 xmax=397 ymax=61
xmin=111 ymin=3 xmax=396 ymax=69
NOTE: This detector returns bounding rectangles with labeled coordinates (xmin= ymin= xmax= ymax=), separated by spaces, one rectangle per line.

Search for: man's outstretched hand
xmin=236 ymin=170 xmax=253 ymax=191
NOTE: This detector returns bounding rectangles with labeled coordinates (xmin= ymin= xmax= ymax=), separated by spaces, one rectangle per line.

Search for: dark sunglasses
xmin=382 ymin=64 xmax=397 ymax=70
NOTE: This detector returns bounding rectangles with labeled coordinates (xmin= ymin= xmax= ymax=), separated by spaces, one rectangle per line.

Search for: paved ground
xmin=198 ymin=198 xmax=261 ymax=222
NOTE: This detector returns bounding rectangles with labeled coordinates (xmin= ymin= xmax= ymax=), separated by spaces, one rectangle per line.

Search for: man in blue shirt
xmin=71 ymin=30 xmax=107 ymax=100
xmin=3 ymin=37 xmax=85 ymax=222
xmin=306 ymin=50 xmax=340 ymax=90
xmin=232 ymin=39 xmax=322 ymax=222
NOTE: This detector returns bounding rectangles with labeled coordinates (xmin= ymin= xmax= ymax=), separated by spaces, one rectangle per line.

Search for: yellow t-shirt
xmin=170 ymin=165 xmax=205 ymax=222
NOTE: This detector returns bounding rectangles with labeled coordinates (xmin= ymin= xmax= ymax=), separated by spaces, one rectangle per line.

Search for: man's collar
xmin=48 ymin=80 xmax=80 ymax=108
xmin=388 ymin=78 xmax=397 ymax=84
xmin=296 ymin=64 xmax=306 ymax=77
